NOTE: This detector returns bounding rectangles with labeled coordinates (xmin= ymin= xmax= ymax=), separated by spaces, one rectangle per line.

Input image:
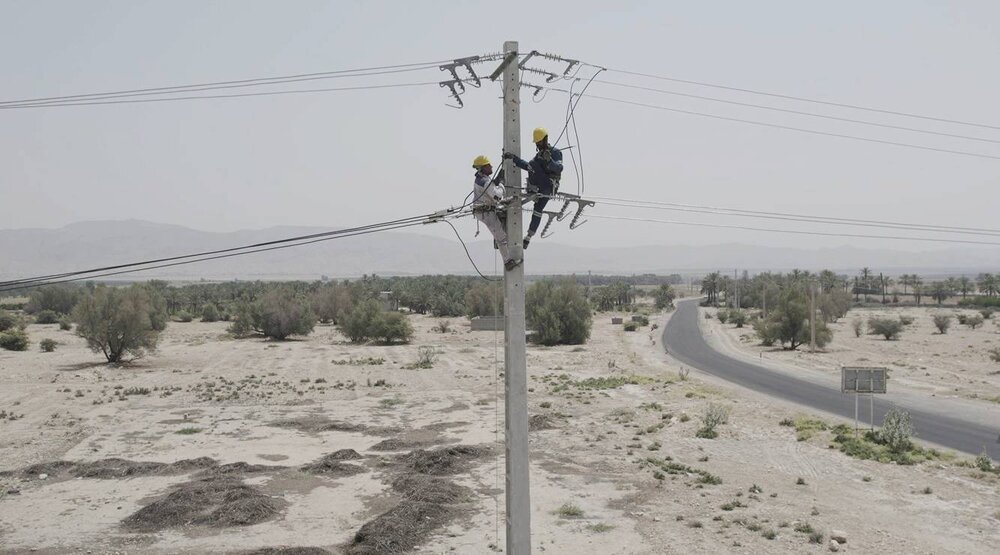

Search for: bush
xmin=34 ymin=310 xmax=60 ymax=324
xmin=200 ymin=304 xmax=219 ymax=322
xmin=717 ymin=309 xmax=730 ymax=324
xmin=526 ymin=280 xmax=592 ymax=346
xmin=965 ymin=314 xmax=984 ymax=329
xmin=465 ymin=282 xmax=503 ymax=318
xmin=623 ymin=322 xmax=638 ymax=332
xmin=730 ymin=310 xmax=747 ymax=328
xmin=975 ymin=448 xmax=994 ymax=472
xmin=228 ymin=301 xmax=262 ymax=337
xmin=755 ymin=289 xmax=831 ymax=350
xmin=879 ymin=407 xmax=913 ymax=453
xmin=0 ymin=311 xmax=21 ymax=332
xmin=40 ymin=338 xmax=57 ymax=352
xmin=653 ymin=284 xmax=676 ymax=310
xmin=932 ymin=314 xmax=952 ymax=334
xmin=176 ymin=311 xmax=193 ymax=323
xmin=25 ymin=286 xmax=81 ymax=315
xmin=58 ymin=317 xmax=72 ymax=331
xmin=868 ymin=317 xmax=903 ymax=341
xmin=980 ymin=309 xmax=994 ymax=320
xmin=256 ymin=288 xmax=317 ymax=340
xmin=988 ymin=347 xmax=1000 ymax=363
xmin=73 ymin=286 xmax=165 ymax=362
xmin=432 ymin=320 xmax=451 ymax=333
xmin=696 ymin=403 xmax=731 ymax=439
xmin=851 ymin=317 xmax=864 ymax=337
xmin=341 ymin=300 xmax=413 ymax=344
xmin=898 ymin=314 xmax=915 ymax=326
xmin=407 ymin=346 xmax=437 ymax=369
xmin=0 ymin=329 xmax=30 ymax=351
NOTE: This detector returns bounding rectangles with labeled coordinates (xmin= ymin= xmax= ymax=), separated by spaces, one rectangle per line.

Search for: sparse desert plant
xmin=851 ymin=317 xmax=864 ymax=337
xmin=898 ymin=314 xmax=915 ymax=326
xmin=40 ymin=338 xmax=57 ymax=352
xmin=309 ymin=283 xmax=355 ymax=324
xmin=868 ymin=317 xmax=904 ymax=341
xmin=696 ymin=403 xmax=731 ymax=439
xmin=965 ymin=314 xmax=984 ymax=329
xmin=526 ymin=280 xmax=592 ymax=346
xmin=256 ymin=288 xmax=317 ymax=340
xmin=175 ymin=427 xmax=202 ymax=435
xmin=72 ymin=285 xmax=165 ymax=363
xmin=341 ymin=300 xmax=413 ymax=344
xmin=957 ymin=313 xmax=969 ymax=326
xmin=879 ymin=406 xmax=913 ymax=453
xmin=980 ymin=309 xmax=994 ymax=320
xmin=227 ymin=300 xmax=262 ymax=337
xmin=678 ymin=368 xmax=690 ymax=381
xmin=717 ymin=308 xmax=730 ymax=324
xmin=373 ymin=311 xmax=414 ymax=344
xmin=433 ymin=320 xmax=452 ymax=333
xmin=58 ymin=317 xmax=72 ymax=331
xmin=975 ymin=448 xmax=994 ymax=472
xmin=554 ymin=502 xmax=584 ymax=518
xmin=989 ymin=347 xmax=1000 ymax=364
xmin=704 ymin=312 xmax=713 ymax=320
xmin=200 ymin=304 xmax=219 ymax=322
xmin=932 ymin=314 xmax=952 ymax=334
xmin=730 ymin=309 xmax=747 ymax=328
xmin=623 ymin=322 xmax=638 ymax=332
xmin=0 ymin=329 xmax=30 ymax=351
xmin=175 ymin=311 xmax=193 ymax=323
xmin=653 ymin=284 xmax=676 ymax=310
xmin=755 ymin=289 xmax=831 ymax=350
xmin=34 ymin=309 xmax=60 ymax=324
xmin=407 ymin=346 xmax=438 ymax=369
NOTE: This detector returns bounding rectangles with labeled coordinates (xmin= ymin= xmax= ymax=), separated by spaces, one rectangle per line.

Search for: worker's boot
xmin=504 ymin=257 xmax=522 ymax=271
xmin=523 ymin=235 xmax=532 ymax=250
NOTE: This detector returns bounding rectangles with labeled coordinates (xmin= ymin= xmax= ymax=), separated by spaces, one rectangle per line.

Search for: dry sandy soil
xmin=1 ymin=306 xmax=999 ymax=554
xmin=705 ymin=305 xmax=1000 ymax=404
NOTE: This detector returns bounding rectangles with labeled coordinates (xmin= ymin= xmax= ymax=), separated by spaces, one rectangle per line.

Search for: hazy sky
xmin=2 ymin=0 xmax=999 ymax=252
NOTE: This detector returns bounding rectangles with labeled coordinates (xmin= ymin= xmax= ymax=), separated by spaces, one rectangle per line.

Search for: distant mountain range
xmin=1 ymin=220 xmax=998 ymax=282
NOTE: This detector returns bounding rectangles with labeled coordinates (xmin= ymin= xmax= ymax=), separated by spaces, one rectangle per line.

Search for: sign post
xmin=841 ymin=367 xmax=888 ymax=436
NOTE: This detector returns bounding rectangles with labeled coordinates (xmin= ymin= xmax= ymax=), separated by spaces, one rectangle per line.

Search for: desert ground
xmin=1 ymin=305 xmax=999 ymax=554
xmin=704 ymin=305 xmax=1000 ymax=404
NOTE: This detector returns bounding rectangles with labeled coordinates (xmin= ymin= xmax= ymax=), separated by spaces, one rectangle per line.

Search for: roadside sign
xmin=841 ymin=367 xmax=887 ymax=394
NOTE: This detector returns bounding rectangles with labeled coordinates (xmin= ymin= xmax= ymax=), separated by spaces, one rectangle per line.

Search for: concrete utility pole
xmin=500 ymin=39 xmax=531 ymax=555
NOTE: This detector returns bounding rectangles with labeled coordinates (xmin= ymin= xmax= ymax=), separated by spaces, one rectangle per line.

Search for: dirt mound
xmin=326 ymin=449 xmax=363 ymax=460
xmin=391 ymin=475 xmax=472 ymax=504
xmin=123 ymin=476 xmax=281 ymax=531
xmin=403 ymin=445 xmax=491 ymax=476
xmin=72 ymin=458 xmax=169 ymax=479
xmin=347 ymin=500 xmax=455 ymax=555
xmin=10 ymin=461 xmax=76 ymax=477
xmin=196 ymin=462 xmax=285 ymax=477
xmin=299 ymin=453 xmax=366 ymax=477
xmin=529 ymin=414 xmax=558 ymax=431
xmin=369 ymin=438 xmax=429 ymax=452
xmin=269 ymin=416 xmax=398 ymax=436
xmin=239 ymin=549 xmax=331 ymax=555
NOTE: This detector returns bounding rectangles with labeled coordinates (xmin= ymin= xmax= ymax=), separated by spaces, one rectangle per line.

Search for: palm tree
xmin=700 ymin=272 xmax=721 ymax=306
xmin=958 ymin=276 xmax=973 ymax=299
xmin=912 ymin=276 xmax=924 ymax=305
xmin=860 ymin=268 xmax=873 ymax=302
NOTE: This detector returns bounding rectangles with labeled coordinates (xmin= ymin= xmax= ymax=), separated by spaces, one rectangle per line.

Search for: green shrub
xmin=0 ymin=311 xmax=20 ymax=332
xmin=373 ymin=311 xmax=414 ymax=344
xmin=72 ymin=285 xmax=164 ymax=363
xmin=975 ymin=448 xmax=994 ymax=472
xmin=851 ymin=317 xmax=864 ymax=337
xmin=717 ymin=309 xmax=730 ymax=324
xmin=868 ymin=317 xmax=903 ymax=340
xmin=932 ymin=314 xmax=952 ymax=334
xmin=965 ymin=314 xmax=984 ymax=329
xmin=989 ymin=347 xmax=1000 ymax=364
xmin=465 ymin=282 xmax=503 ymax=318
xmin=256 ymin=288 xmax=317 ymax=340
xmin=730 ymin=310 xmax=747 ymax=328
xmin=309 ymin=283 xmax=355 ymax=324
xmin=34 ymin=310 xmax=60 ymax=324
xmin=341 ymin=300 xmax=412 ymax=344
xmin=653 ymin=284 xmax=676 ymax=309
xmin=200 ymin=304 xmax=219 ymax=322
xmin=526 ymin=280 xmax=592 ymax=346
xmin=176 ymin=311 xmax=193 ymax=323
xmin=957 ymin=314 xmax=969 ymax=325
xmin=25 ymin=286 xmax=81 ymax=315
xmin=898 ymin=314 xmax=915 ymax=326
xmin=755 ymin=289 xmax=831 ymax=350
xmin=40 ymin=338 xmax=57 ymax=352
xmin=0 ymin=330 xmax=30 ymax=351
xmin=623 ymin=322 xmax=638 ymax=332
xmin=880 ymin=407 xmax=913 ymax=453
xmin=58 ymin=317 xmax=72 ymax=331
xmin=228 ymin=301 xmax=262 ymax=337
xmin=696 ymin=403 xmax=731 ymax=439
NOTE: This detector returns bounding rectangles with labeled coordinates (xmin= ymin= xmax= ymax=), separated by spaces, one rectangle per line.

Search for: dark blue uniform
xmin=511 ymin=146 xmax=563 ymax=238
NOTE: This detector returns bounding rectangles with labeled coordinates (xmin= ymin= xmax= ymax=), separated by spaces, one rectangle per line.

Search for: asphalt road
xmin=663 ymin=299 xmax=999 ymax=458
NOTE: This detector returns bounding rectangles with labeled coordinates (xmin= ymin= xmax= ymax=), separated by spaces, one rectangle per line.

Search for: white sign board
xmin=841 ymin=367 xmax=887 ymax=394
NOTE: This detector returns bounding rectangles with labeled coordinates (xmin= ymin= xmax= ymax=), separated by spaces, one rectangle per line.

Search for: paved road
xmin=663 ymin=299 xmax=999 ymax=458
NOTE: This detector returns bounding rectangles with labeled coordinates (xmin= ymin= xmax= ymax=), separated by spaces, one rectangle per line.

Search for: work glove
xmin=502 ymin=151 xmax=515 ymax=160
xmin=538 ymin=149 xmax=552 ymax=162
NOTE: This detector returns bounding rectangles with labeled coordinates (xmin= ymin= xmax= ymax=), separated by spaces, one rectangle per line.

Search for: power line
xmin=0 ymin=210 xmax=462 ymax=289
xmin=586 ymin=213 xmax=1000 ymax=247
xmin=542 ymin=87 xmax=1000 ymax=161
xmin=592 ymin=79 xmax=1000 ymax=145
xmin=0 ymin=59 xmax=455 ymax=107
xmin=587 ymin=195 xmax=1000 ymax=238
xmin=0 ymin=80 xmax=455 ymax=110
xmin=600 ymin=66 xmax=1000 ymax=131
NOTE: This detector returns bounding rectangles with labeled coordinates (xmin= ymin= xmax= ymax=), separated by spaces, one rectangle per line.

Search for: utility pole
xmin=500 ymin=39 xmax=531 ymax=555
xmin=809 ymin=282 xmax=817 ymax=352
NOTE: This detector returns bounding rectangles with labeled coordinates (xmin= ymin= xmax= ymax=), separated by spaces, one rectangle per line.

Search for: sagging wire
xmin=443 ymin=220 xmax=502 ymax=282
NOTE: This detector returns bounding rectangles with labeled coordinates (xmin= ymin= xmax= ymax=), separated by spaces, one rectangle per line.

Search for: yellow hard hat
xmin=472 ymin=155 xmax=491 ymax=169
xmin=532 ymin=127 xmax=548 ymax=143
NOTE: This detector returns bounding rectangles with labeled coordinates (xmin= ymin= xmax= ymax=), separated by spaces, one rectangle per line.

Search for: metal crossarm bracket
xmin=489 ymin=51 xmax=518 ymax=82
xmin=539 ymin=210 xmax=562 ymax=238
xmin=453 ymin=56 xmax=482 ymax=87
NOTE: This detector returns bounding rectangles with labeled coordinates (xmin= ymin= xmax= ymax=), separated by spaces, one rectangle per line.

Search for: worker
xmin=503 ymin=127 xmax=563 ymax=249
xmin=472 ymin=155 xmax=521 ymax=271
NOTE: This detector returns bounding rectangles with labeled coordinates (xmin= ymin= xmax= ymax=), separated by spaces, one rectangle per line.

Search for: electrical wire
xmin=0 ymin=58 xmax=458 ymax=107
xmin=443 ymin=220 xmax=501 ymax=282
xmin=599 ymin=66 xmax=1000 ymax=131
xmin=0 ymin=80 xmax=459 ymax=110
xmin=585 ymin=195 xmax=1000 ymax=236
xmin=591 ymin=79 xmax=1000 ymax=145
xmin=0 ymin=211 xmax=456 ymax=288
xmin=586 ymin=213 xmax=1000 ymax=247
xmin=541 ymin=87 xmax=1000 ymax=161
